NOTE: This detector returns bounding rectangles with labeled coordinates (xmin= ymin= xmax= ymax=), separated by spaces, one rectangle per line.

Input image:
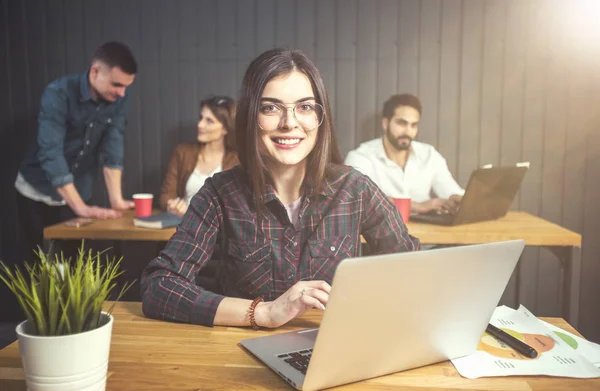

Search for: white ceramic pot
xmin=15 ymin=312 xmax=113 ymax=391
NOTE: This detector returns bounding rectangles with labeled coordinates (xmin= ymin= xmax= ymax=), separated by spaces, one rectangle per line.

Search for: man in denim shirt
xmin=15 ymin=41 xmax=137 ymax=257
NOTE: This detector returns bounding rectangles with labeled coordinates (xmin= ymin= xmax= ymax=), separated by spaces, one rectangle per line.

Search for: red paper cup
xmin=392 ymin=197 xmax=411 ymax=224
xmin=133 ymin=193 xmax=153 ymax=217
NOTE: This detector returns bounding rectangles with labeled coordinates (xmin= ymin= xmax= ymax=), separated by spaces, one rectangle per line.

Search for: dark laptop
xmin=411 ymin=163 xmax=529 ymax=226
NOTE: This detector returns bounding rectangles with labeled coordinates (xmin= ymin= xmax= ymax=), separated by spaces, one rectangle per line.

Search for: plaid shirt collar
xmin=242 ymin=169 xmax=338 ymax=205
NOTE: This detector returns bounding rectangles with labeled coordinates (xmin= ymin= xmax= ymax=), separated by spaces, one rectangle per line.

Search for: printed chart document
xmin=537 ymin=318 xmax=600 ymax=368
xmin=451 ymin=305 xmax=600 ymax=379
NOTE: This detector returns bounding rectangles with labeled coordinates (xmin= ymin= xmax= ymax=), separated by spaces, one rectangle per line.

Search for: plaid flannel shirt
xmin=141 ymin=165 xmax=420 ymax=326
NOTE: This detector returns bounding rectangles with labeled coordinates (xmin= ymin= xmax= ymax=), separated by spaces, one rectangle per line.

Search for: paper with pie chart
xmin=537 ymin=317 xmax=600 ymax=368
xmin=451 ymin=305 xmax=600 ymax=379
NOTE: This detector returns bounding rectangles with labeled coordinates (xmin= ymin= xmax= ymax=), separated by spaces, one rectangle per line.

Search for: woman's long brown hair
xmin=236 ymin=48 xmax=342 ymax=221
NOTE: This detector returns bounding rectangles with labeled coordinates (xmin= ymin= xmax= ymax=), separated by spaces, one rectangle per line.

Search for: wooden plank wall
xmin=0 ymin=0 xmax=599 ymax=341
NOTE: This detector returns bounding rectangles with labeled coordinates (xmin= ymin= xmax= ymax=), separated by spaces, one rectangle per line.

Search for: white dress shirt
xmin=344 ymin=138 xmax=464 ymax=202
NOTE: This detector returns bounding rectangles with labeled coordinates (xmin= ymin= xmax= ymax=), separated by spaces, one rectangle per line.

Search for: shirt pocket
xmin=226 ymin=240 xmax=273 ymax=298
xmin=308 ymin=235 xmax=355 ymax=283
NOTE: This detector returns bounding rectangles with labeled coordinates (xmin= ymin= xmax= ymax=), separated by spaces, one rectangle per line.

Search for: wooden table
xmin=405 ymin=211 xmax=580 ymax=247
xmin=1 ymin=302 xmax=598 ymax=391
xmin=44 ymin=211 xmax=582 ymax=327
xmin=43 ymin=210 xmax=175 ymax=242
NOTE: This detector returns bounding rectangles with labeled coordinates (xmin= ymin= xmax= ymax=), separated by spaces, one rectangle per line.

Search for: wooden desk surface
xmin=404 ymin=211 xmax=581 ymax=246
xmin=44 ymin=210 xmax=175 ymax=242
xmin=0 ymin=302 xmax=598 ymax=390
xmin=45 ymin=211 xmax=581 ymax=247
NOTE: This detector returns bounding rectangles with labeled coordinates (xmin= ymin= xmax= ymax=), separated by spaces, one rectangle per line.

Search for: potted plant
xmin=0 ymin=243 xmax=133 ymax=391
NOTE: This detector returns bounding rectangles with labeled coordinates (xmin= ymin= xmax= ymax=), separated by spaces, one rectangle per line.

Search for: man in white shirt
xmin=345 ymin=94 xmax=464 ymax=214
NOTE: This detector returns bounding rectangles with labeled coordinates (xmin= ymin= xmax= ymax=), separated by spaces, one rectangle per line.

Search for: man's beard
xmin=385 ymin=126 xmax=413 ymax=151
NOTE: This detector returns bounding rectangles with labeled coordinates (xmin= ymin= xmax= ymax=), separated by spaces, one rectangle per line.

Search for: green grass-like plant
xmin=0 ymin=242 xmax=134 ymax=336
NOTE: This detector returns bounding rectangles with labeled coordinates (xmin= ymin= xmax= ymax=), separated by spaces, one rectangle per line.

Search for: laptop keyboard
xmin=277 ymin=348 xmax=313 ymax=375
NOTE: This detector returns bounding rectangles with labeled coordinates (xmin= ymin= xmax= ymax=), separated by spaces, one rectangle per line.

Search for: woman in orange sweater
xmin=160 ymin=96 xmax=239 ymax=215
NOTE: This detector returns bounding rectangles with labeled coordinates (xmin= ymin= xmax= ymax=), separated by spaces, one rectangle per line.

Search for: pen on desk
xmin=486 ymin=323 xmax=538 ymax=359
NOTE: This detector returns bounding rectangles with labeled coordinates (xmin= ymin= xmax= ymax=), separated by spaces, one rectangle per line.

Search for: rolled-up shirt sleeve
xmin=37 ymin=87 xmax=74 ymax=188
xmin=344 ymin=150 xmax=376 ymax=181
xmin=140 ymin=178 xmax=226 ymax=326
xmin=431 ymin=154 xmax=465 ymax=199
xmin=99 ymin=94 xmax=129 ymax=170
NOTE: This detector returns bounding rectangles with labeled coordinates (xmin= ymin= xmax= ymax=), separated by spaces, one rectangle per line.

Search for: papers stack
xmin=451 ymin=305 xmax=600 ymax=378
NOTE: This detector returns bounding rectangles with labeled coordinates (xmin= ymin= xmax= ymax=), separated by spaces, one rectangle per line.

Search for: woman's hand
xmin=167 ymin=198 xmax=188 ymax=216
xmin=254 ymin=280 xmax=331 ymax=328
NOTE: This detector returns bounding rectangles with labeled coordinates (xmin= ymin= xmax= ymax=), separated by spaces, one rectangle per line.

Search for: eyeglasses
xmin=257 ymin=102 xmax=325 ymax=132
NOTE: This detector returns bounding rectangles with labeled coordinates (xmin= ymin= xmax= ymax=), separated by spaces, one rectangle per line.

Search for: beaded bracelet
xmin=248 ymin=296 xmax=264 ymax=330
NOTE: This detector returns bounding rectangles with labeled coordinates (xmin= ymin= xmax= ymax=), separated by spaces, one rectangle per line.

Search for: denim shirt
xmin=18 ymin=71 xmax=129 ymax=202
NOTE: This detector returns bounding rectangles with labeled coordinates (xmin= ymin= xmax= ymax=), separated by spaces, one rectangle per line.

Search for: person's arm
xmin=56 ymin=183 xmax=120 ymax=219
xmin=37 ymin=87 xmax=71 ymax=187
xmin=37 ymin=87 xmax=119 ymax=218
xmin=411 ymin=153 xmax=464 ymax=215
xmin=98 ymin=94 xmax=133 ymax=210
xmin=141 ymin=177 xmax=330 ymax=328
xmin=55 ymin=184 xmax=86 ymax=215
xmin=344 ymin=150 xmax=376 ymax=181
xmin=103 ymin=167 xmax=134 ymax=211
xmin=215 ymin=280 xmax=330 ymax=328
xmin=360 ymin=175 xmax=421 ymax=254
xmin=159 ymin=145 xmax=183 ymax=210
xmin=140 ymin=178 xmax=225 ymax=326
xmin=431 ymin=153 xmax=465 ymax=200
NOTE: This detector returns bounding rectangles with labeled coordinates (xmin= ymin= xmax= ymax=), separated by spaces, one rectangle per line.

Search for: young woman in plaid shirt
xmin=141 ymin=48 xmax=420 ymax=329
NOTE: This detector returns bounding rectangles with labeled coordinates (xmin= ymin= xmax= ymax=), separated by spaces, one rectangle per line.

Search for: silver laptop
xmin=240 ymin=240 xmax=525 ymax=390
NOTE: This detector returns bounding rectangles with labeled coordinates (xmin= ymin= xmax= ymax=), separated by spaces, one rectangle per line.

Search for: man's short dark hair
xmin=92 ymin=41 xmax=137 ymax=74
xmin=382 ymin=94 xmax=422 ymax=120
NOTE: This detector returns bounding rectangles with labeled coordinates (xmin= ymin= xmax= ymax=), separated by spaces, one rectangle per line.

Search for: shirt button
xmin=96 ymin=107 xmax=100 ymax=111
xmin=79 ymin=151 xmax=84 ymax=156
xmin=293 ymin=242 xmax=297 ymax=247
xmin=89 ymin=123 xmax=94 ymax=128
xmin=287 ymin=273 xmax=294 ymax=280
xmin=74 ymin=163 xmax=79 ymax=169
xmin=85 ymin=140 xmax=90 ymax=145
xmin=107 ymin=118 xmax=112 ymax=123
xmin=330 ymin=246 xmax=336 ymax=251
